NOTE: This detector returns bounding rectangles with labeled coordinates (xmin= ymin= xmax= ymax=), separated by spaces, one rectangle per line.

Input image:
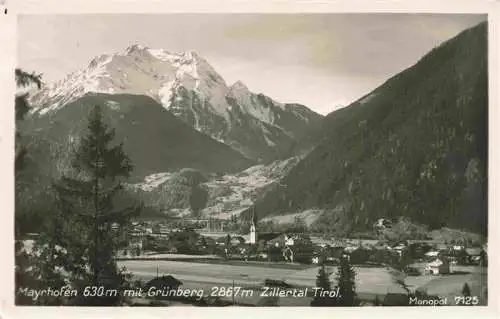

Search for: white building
xmin=424 ymin=258 xmax=450 ymax=275
xmin=249 ymin=220 xmax=257 ymax=245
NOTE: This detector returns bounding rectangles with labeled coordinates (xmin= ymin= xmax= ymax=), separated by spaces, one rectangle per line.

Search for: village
xmin=119 ymin=218 xmax=487 ymax=270
xmin=104 ymin=216 xmax=488 ymax=306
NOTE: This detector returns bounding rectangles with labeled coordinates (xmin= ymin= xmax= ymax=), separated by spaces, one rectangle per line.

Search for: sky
xmin=17 ymin=14 xmax=486 ymax=115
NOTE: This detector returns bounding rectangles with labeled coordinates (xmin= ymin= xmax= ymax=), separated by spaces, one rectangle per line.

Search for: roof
xmin=426 ymin=258 xmax=449 ymax=267
xmin=425 ymin=251 xmax=439 ymax=257
xmin=146 ymin=275 xmax=182 ymax=289
xmin=259 ymin=233 xmax=282 ymax=242
xmin=436 ymin=244 xmax=449 ymax=250
xmin=465 ymin=248 xmax=483 ymax=256
xmin=426 ymin=259 xmax=443 ymax=267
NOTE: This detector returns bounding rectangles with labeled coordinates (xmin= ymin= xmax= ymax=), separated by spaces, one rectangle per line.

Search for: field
xmin=118 ymin=259 xmax=487 ymax=306
xmin=119 ymin=259 xmax=407 ymax=305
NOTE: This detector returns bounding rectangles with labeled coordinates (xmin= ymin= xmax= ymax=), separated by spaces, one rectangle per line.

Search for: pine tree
xmin=310 ymin=265 xmax=336 ymax=306
xmin=462 ymin=283 xmax=471 ymax=297
xmin=334 ymin=257 xmax=358 ymax=306
xmin=14 ymin=69 xmax=44 ymax=305
xmin=15 ymin=69 xmax=42 ymax=175
xmin=51 ymin=105 xmax=142 ymax=305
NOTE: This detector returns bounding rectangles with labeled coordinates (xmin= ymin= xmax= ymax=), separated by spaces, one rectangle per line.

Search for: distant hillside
xmin=250 ymin=22 xmax=488 ymax=234
xmin=127 ymin=157 xmax=301 ymax=219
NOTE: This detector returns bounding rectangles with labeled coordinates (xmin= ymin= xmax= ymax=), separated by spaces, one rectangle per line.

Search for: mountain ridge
xmin=22 ymin=93 xmax=255 ymax=180
xmin=29 ymin=45 xmax=323 ymax=162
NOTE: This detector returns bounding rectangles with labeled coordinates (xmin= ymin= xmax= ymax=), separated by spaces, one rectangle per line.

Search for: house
xmin=145 ymin=275 xmax=183 ymax=291
xmin=424 ymin=250 xmax=440 ymax=259
xmin=373 ymin=218 xmax=392 ymax=230
xmin=230 ymin=236 xmax=246 ymax=246
xmin=257 ymin=233 xmax=282 ymax=245
xmin=391 ymin=243 xmax=407 ymax=259
xmin=424 ymin=257 xmax=450 ymax=275
xmin=285 ymin=235 xmax=295 ymax=246
xmin=312 ymin=256 xmax=320 ymax=264
xmin=382 ymin=293 xmax=410 ymax=306
xmin=266 ymin=234 xmax=288 ymax=247
xmin=128 ymin=236 xmax=144 ymax=252
xmin=344 ymin=245 xmax=358 ymax=254
xmin=258 ymin=252 xmax=268 ymax=260
xmin=465 ymin=248 xmax=486 ymax=265
xmin=436 ymin=243 xmax=450 ymax=253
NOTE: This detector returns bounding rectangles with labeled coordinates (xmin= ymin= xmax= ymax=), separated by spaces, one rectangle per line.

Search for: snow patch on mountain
xmin=158 ymin=80 xmax=176 ymax=109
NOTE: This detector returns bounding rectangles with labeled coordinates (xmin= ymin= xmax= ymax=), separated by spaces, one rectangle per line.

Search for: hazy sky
xmin=18 ymin=14 xmax=486 ymax=115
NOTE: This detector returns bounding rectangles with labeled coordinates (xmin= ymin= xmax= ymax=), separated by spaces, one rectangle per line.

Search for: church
xmin=248 ymin=219 xmax=257 ymax=244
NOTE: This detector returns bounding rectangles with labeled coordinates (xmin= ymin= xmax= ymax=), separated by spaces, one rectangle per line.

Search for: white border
xmin=1 ymin=1 xmax=498 ymax=319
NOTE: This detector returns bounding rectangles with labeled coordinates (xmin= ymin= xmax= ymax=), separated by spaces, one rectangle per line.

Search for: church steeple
xmin=249 ymin=207 xmax=257 ymax=244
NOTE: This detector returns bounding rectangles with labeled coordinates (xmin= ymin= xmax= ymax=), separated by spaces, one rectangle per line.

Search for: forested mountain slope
xmin=250 ymin=22 xmax=488 ymax=234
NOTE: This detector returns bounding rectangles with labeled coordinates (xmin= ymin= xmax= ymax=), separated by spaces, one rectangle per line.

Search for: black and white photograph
xmin=12 ymin=11 xmax=489 ymax=308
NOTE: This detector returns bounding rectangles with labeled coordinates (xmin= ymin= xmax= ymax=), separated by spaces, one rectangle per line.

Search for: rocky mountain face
xmin=127 ymin=157 xmax=301 ymax=219
xmin=249 ymin=22 xmax=488 ymax=234
xmin=29 ymin=45 xmax=322 ymax=162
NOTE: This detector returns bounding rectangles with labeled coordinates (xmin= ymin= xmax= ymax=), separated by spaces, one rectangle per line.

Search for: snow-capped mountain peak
xmin=30 ymin=45 xmax=227 ymax=115
xmin=29 ymin=45 xmax=322 ymax=161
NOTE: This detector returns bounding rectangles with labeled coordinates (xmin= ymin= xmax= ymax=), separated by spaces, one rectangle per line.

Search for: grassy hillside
xmin=250 ymin=22 xmax=488 ymax=234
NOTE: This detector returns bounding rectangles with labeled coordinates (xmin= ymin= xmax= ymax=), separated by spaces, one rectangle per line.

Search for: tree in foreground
xmin=49 ymin=105 xmax=142 ymax=305
xmin=333 ymin=257 xmax=358 ymax=306
xmin=462 ymin=282 xmax=471 ymax=297
xmin=14 ymin=69 xmax=44 ymax=305
xmin=15 ymin=68 xmax=42 ymax=174
xmin=310 ymin=265 xmax=337 ymax=306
